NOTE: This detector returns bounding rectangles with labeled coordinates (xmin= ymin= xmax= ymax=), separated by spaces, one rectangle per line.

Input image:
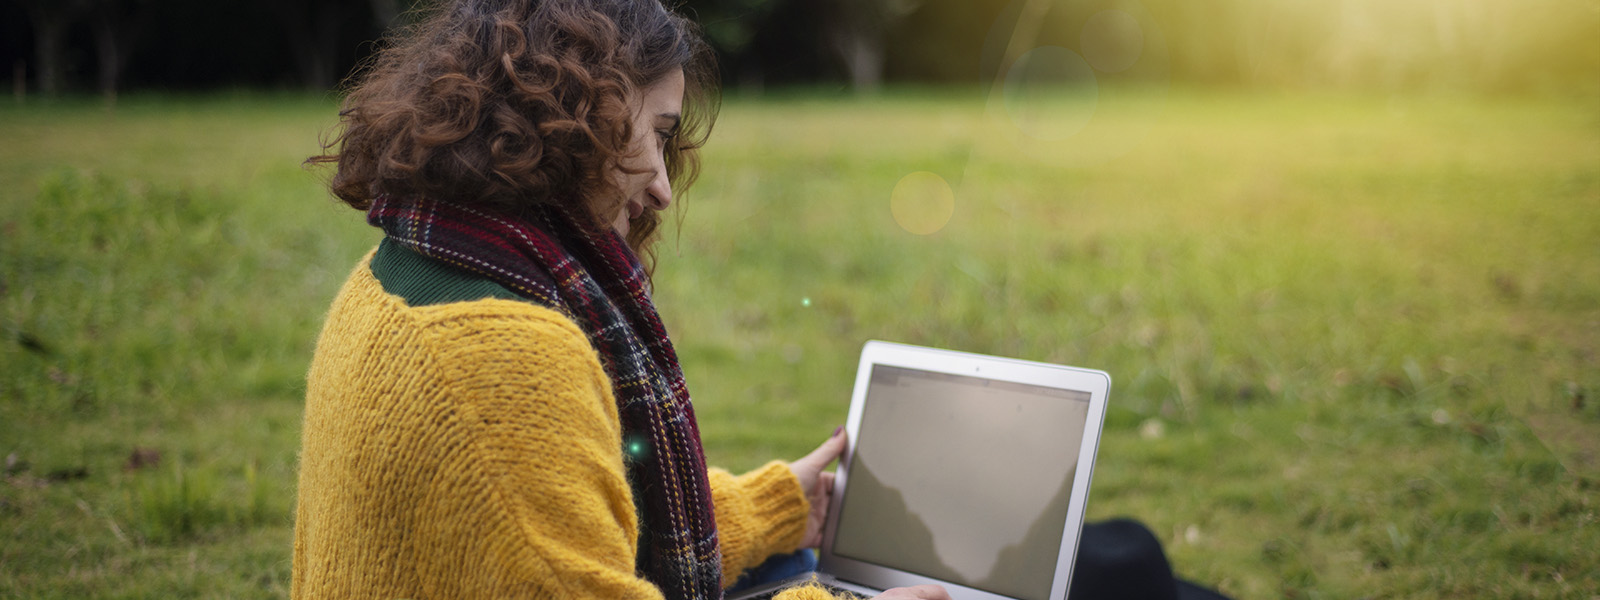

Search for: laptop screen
xmin=831 ymin=365 xmax=1093 ymax=600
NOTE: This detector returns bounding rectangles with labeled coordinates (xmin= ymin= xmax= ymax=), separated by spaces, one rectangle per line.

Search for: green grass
xmin=2 ymin=88 xmax=1596 ymax=598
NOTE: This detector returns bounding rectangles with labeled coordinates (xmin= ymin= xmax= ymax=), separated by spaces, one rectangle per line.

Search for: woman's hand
xmin=872 ymin=585 xmax=953 ymax=599
xmin=787 ymin=427 xmax=848 ymax=548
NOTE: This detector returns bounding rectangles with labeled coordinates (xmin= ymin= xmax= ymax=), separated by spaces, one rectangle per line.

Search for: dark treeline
xmin=2 ymin=0 xmax=1596 ymax=99
xmin=0 ymin=0 xmax=1016 ymax=99
xmin=2 ymin=0 xmax=378 ymax=97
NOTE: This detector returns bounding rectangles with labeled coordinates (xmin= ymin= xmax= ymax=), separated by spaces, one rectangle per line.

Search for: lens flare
xmin=1081 ymin=10 xmax=1144 ymax=73
xmin=1002 ymin=46 xmax=1099 ymax=142
xmin=889 ymin=171 xmax=956 ymax=235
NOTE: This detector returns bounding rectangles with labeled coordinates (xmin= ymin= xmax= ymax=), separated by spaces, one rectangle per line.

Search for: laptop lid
xmin=816 ymin=341 xmax=1111 ymax=600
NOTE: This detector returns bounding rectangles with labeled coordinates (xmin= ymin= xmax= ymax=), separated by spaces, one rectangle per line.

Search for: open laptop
xmin=730 ymin=340 xmax=1111 ymax=600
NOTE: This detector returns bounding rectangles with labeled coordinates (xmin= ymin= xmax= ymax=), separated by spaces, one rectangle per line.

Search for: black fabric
xmin=1068 ymin=518 xmax=1232 ymax=600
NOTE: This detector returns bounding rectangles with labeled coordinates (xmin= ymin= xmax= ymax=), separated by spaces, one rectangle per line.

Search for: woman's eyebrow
xmin=658 ymin=113 xmax=682 ymax=131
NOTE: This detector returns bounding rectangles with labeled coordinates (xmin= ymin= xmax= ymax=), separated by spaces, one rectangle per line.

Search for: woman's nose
xmin=644 ymin=163 xmax=672 ymax=211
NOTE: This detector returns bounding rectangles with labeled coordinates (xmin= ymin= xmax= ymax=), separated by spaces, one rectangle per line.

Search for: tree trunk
xmin=13 ymin=60 xmax=24 ymax=103
xmin=280 ymin=1 xmax=343 ymax=91
xmin=31 ymin=15 xmax=65 ymax=97
xmin=21 ymin=0 xmax=93 ymax=98
xmin=312 ymin=7 xmax=340 ymax=89
xmin=830 ymin=26 xmax=884 ymax=93
xmin=823 ymin=0 xmax=924 ymax=93
xmin=93 ymin=12 xmax=123 ymax=105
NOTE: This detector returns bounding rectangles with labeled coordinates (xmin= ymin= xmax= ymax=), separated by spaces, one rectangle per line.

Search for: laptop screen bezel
xmin=815 ymin=340 xmax=1111 ymax=600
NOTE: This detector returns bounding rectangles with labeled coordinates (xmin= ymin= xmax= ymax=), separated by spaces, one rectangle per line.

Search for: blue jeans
xmin=726 ymin=549 xmax=819 ymax=593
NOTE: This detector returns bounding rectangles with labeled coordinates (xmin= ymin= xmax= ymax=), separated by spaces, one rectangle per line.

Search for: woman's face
xmin=609 ymin=68 xmax=685 ymax=239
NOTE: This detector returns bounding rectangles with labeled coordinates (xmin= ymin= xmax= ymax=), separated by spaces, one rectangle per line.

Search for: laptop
xmin=730 ymin=340 xmax=1111 ymax=600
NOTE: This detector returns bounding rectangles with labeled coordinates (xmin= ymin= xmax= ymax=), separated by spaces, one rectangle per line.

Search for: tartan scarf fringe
xmin=369 ymin=195 xmax=723 ymax=600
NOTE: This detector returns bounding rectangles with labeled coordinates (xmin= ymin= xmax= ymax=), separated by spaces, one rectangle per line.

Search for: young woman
xmin=293 ymin=0 xmax=946 ymax=598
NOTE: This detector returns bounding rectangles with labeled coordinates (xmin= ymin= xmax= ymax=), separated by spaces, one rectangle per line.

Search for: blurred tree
xmin=88 ymin=0 xmax=148 ymax=104
xmin=678 ymin=0 xmax=781 ymax=88
xmin=688 ymin=0 xmax=931 ymax=91
xmin=1 ymin=0 xmax=1591 ymax=95
xmin=15 ymin=0 xmax=90 ymax=96
xmin=728 ymin=0 xmax=833 ymax=87
xmin=275 ymin=0 xmax=348 ymax=90
xmin=883 ymin=0 xmax=1003 ymax=84
xmin=819 ymin=0 xmax=921 ymax=92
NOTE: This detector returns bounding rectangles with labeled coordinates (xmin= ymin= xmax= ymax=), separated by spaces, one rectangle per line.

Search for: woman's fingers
xmin=795 ymin=427 xmax=848 ymax=472
xmin=791 ymin=429 xmax=847 ymax=548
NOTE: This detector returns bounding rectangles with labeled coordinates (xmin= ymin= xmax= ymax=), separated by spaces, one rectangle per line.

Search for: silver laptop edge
xmin=735 ymin=340 xmax=1111 ymax=600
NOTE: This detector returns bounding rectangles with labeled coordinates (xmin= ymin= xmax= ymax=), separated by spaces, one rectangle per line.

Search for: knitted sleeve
xmin=710 ymin=462 xmax=810 ymax=587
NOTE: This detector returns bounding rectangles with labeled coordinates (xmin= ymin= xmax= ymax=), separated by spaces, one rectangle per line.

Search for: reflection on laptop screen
xmin=832 ymin=365 xmax=1092 ymax=600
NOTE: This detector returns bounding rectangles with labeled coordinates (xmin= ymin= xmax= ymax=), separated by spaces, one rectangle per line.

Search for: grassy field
xmin=1 ymin=88 xmax=1596 ymax=598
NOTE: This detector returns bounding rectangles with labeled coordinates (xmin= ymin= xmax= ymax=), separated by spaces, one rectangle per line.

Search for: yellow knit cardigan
xmin=293 ymin=251 xmax=836 ymax=598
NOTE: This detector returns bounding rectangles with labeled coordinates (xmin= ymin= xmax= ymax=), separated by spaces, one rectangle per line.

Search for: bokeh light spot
xmin=1002 ymin=46 xmax=1098 ymax=141
xmin=1080 ymin=10 xmax=1144 ymax=73
xmin=624 ymin=435 xmax=650 ymax=461
xmin=889 ymin=171 xmax=956 ymax=235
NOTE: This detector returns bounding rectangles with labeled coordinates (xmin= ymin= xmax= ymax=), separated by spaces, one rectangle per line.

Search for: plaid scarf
xmin=369 ymin=195 xmax=723 ymax=600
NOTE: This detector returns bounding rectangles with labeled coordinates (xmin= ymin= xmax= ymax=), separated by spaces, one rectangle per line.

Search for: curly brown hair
xmin=309 ymin=0 xmax=717 ymax=254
